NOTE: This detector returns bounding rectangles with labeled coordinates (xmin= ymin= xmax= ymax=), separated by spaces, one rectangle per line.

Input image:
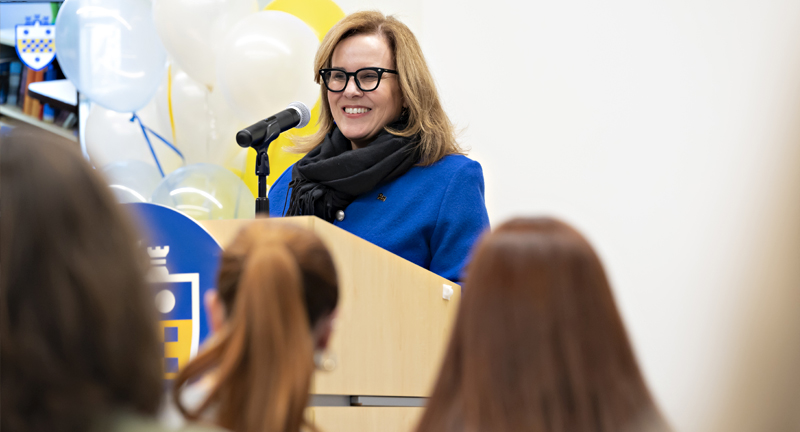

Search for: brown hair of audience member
xmin=0 ymin=130 xmax=163 ymax=432
xmin=173 ymin=220 xmax=339 ymax=432
xmin=416 ymin=218 xmax=670 ymax=432
xmin=293 ymin=10 xmax=463 ymax=165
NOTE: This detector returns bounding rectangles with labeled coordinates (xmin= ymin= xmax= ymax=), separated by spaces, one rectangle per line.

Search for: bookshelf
xmin=0 ymin=104 xmax=77 ymax=141
xmin=0 ymin=27 xmax=78 ymax=142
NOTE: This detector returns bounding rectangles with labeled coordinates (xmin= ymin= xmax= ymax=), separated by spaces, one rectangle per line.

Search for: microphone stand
xmin=255 ymin=147 xmax=270 ymax=216
xmin=236 ymin=103 xmax=308 ymax=217
xmin=240 ymin=122 xmax=283 ymax=217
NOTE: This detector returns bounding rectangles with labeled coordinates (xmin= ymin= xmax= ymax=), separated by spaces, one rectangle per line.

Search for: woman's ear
xmin=312 ymin=308 xmax=338 ymax=351
xmin=204 ymin=290 xmax=227 ymax=334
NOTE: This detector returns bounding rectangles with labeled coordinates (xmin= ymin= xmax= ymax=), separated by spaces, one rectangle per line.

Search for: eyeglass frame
xmin=319 ymin=67 xmax=399 ymax=93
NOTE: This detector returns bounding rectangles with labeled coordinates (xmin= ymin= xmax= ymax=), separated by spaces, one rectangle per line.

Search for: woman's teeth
xmin=345 ymin=107 xmax=370 ymax=114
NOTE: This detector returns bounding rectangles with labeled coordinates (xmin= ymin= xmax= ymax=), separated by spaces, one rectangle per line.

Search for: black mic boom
xmin=236 ymin=101 xmax=311 ymax=148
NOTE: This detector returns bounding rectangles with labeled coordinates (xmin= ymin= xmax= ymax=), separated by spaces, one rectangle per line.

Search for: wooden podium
xmin=200 ymin=217 xmax=461 ymax=432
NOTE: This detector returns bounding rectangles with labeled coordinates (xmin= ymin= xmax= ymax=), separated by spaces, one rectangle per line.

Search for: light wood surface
xmin=307 ymin=407 xmax=424 ymax=432
xmin=200 ymin=217 xmax=460 ymax=397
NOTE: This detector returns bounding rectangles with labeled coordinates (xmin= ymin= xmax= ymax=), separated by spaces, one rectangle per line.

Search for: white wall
xmin=334 ymin=1 xmax=800 ymax=431
xmin=0 ymin=3 xmax=53 ymax=29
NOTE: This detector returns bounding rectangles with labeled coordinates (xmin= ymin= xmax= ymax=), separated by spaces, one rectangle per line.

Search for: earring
xmin=314 ymin=350 xmax=337 ymax=371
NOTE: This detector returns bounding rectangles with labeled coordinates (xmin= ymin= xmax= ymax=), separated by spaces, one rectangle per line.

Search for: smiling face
xmin=328 ymin=33 xmax=405 ymax=150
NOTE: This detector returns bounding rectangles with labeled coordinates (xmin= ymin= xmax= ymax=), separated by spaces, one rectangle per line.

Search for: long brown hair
xmin=173 ymin=220 xmax=338 ymax=432
xmin=0 ymin=129 xmax=163 ymax=432
xmin=292 ymin=11 xmax=464 ymax=165
xmin=416 ymin=218 xmax=669 ymax=432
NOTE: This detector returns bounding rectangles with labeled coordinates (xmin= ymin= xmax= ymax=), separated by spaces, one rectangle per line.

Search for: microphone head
xmin=287 ymin=101 xmax=311 ymax=129
xmin=236 ymin=130 xmax=253 ymax=147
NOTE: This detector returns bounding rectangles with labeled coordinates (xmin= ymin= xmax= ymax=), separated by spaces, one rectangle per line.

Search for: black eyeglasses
xmin=319 ymin=67 xmax=399 ymax=92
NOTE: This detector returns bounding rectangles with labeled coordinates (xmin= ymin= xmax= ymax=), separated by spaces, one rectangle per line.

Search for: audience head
xmin=174 ymin=220 xmax=339 ymax=432
xmin=296 ymin=10 xmax=461 ymax=164
xmin=416 ymin=217 xmax=669 ymax=432
xmin=0 ymin=129 xmax=163 ymax=432
xmin=208 ymin=220 xmax=339 ymax=350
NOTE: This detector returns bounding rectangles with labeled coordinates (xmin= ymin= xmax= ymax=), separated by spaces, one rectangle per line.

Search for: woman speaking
xmin=269 ymin=11 xmax=489 ymax=282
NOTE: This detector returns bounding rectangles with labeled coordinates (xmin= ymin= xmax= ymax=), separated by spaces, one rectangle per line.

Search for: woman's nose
xmin=343 ymin=76 xmax=363 ymax=97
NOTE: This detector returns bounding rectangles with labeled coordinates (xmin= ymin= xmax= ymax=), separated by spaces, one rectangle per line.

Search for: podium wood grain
xmin=307 ymin=407 xmax=424 ymax=432
xmin=200 ymin=216 xmax=460 ymax=398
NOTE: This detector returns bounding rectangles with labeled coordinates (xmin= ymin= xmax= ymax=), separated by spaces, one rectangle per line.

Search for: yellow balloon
xmin=264 ymin=0 xmax=345 ymax=42
xmin=242 ymin=100 xmax=321 ymax=196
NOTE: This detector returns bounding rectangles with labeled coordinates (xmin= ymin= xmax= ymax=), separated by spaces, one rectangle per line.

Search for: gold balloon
xmin=264 ymin=0 xmax=345 ymax=42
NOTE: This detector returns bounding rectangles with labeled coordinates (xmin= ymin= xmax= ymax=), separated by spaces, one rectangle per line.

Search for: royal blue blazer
xmin=268 ymin=154 xmax=490 ymax=282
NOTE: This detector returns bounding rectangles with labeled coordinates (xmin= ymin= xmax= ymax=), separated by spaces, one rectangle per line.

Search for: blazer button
xmin=336 ymin=210 xmax=345 ymax=221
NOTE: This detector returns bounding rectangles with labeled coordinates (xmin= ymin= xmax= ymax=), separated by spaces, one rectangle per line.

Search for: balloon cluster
xmin=54 ymin=0 xmax=344 ymax=220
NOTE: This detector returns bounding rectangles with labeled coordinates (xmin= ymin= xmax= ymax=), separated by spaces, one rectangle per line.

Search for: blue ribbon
xmin=129 ymin=113 xmax=185 ymax=178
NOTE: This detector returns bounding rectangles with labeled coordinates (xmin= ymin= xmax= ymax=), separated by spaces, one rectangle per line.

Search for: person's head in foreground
xmin=295 ymin=10 xmax=461 ymax=163
xmin=0 ymin=130 xmax=163 ymax=432
xmin=173 ymin=220 xmax=339 ymax=432
xmin=415 ymin=217 xmax=671 ymax=432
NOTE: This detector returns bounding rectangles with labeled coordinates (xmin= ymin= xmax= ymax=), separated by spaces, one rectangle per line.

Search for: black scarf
xmin=285 ymin=119 xmax=419 ymax=222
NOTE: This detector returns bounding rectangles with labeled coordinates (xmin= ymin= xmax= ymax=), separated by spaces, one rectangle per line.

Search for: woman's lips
xmin=343 ymin=107 xmax=371 ymax=118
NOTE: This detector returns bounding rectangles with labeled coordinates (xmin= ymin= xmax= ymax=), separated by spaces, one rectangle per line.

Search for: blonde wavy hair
xmin=293 ymin=11 xmax=464 ymax=165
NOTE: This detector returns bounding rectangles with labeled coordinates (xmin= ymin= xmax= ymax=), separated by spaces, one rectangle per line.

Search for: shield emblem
xmin=15 ymin=19 xmax=56 ymax=71
xmin=126 ymin=203 xmax=222 ymax=381
xmin=148 ymin=246 xmax=201 ymax=380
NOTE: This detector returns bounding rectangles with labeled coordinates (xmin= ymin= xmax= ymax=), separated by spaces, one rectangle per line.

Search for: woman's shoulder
xmin=106 ymin=411 xmax=223 ymax=432
xmin=159 ymin=379 xmax=215 ymax=431
xmin=422 ymin=154 xmax=483 ymax=174
xmin=397 ymin=154 xmax=484 ymax=197
xmin=272 ymin=163 xmax=296 ymax=187
xmin=268 ymin=163 xmax=299 ymax=203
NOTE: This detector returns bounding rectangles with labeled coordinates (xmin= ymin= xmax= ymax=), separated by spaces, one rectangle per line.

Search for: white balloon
xmin=101 ymin=160 xmax=163 ymax=203
xmin=169 ymin=66 xmax=247 ymax=166
xmin=85 ymin=103 xmax=183 ymax=175
xmin=171 ymin=68 xmax=211 ymax=162
xmin=207 ymin=84 xmax=248 ymax=167
xmin=153 ymin=0 xmax=257 ymax=87
xmin=216 ymin=11 xmax=320 ymax=125
xmin=225 ymin=148 xmax=250 ymax=177
xmin=151 ymin=163 xmax=255 ymax=220
xmin=55 ymin=0 xmax=167 ymax=112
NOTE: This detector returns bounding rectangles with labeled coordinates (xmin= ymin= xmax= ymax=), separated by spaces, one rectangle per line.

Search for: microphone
xmin=236 ymin=101 xmax=311 ymax=148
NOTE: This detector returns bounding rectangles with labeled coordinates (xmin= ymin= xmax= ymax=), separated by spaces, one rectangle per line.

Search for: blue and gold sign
xmin=15 ymin=15 xmax=55 ymax=71
xmin=127 ymin=203 xmax=223 ymax=381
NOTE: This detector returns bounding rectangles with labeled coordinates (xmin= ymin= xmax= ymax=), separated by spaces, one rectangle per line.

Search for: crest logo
xmin=15 ymin=15 xmax=56 ymax=71
xmin=148 ymin=246 xmax=201 ymax=380
xmin=127 ymin=203 xmax=222 ymax=382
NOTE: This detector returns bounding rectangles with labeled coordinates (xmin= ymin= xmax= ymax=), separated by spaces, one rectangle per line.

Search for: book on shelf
xmin=0 ymin=63 xmax=9 ymax=105
xmin=6 ymin=61 xmax=22 ymax=106
xmin=2 ymin=59 xmax=76 ymax=132
xmin=42 ymin=64 xmax=57 ymax=123
xmin=17 ymin=66 xmax=27 ymax=109
xmin=61 ymin=112 xmax=77 ymax=129
xmin=53 ymin=109 xmax=70 ymax=127
xmin=24 ymin=67 xmax=45 ymax=119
